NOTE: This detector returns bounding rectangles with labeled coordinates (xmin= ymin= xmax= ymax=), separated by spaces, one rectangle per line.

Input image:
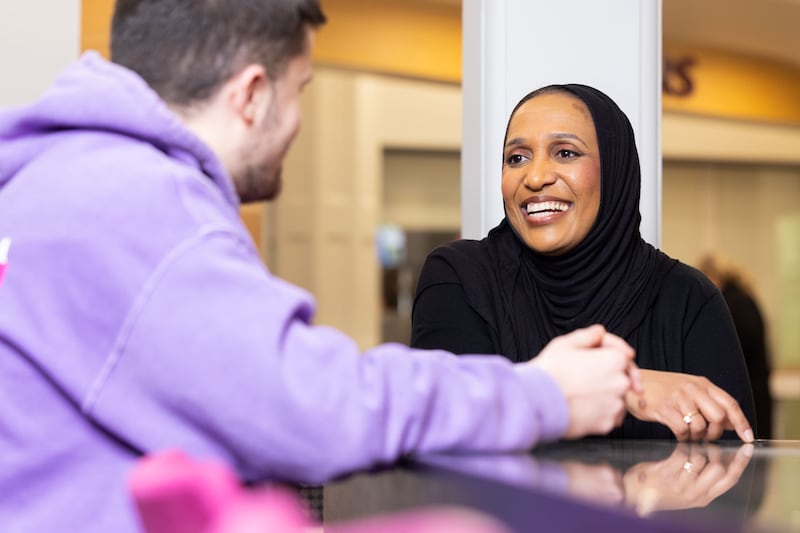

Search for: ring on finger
xmin=683 ymin=411 xmax=698 ymax=424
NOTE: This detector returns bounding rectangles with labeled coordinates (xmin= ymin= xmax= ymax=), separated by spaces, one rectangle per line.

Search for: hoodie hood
xmin=0 ymin=51 xmax=238 ymax=207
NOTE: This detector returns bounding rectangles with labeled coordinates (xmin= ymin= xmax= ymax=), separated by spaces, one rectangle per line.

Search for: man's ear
xmin=227 ymin=64 xmax=272 ymax=125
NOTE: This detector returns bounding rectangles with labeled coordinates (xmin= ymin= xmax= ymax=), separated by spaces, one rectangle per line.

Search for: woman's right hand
xmin=532 ymin=325 xmax=642 ymax=439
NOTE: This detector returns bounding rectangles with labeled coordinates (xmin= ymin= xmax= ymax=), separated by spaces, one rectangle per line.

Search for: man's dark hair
xmin=110 ymin=0 xmax=326 ymax=107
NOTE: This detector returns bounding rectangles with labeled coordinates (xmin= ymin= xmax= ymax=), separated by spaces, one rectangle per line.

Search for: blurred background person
xmin=699 ymin=254 xmax=774 ymax=439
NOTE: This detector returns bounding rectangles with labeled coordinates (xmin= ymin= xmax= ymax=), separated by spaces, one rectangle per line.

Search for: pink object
xmin=0 ymin=237 xmax=9 ymax=288
xmin=129 ymin=450 xmax=311 ymax=533
xmin=129 ymin=451 xmax=511 ymax=533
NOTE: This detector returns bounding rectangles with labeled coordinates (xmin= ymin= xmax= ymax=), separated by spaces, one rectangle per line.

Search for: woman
xmin=411 ymin=84 xmax=755 ymax=442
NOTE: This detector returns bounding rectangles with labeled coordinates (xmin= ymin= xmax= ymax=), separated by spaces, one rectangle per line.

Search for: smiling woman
xmin=410 ymin=83 xmax=757 ymax=443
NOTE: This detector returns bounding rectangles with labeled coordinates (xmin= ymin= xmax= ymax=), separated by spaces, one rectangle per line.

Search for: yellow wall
xmin=81 ymin=0 xmax=113 ymax=56
xmin=81 ymin=1 xmax=800 ymax=126
xmin=314 ymin=0 xmax=461 ymax=83
xmin=79 ymin=0 xmax=462 ymax=83
xmin=663 ymin=43 xmax=800 ymax=126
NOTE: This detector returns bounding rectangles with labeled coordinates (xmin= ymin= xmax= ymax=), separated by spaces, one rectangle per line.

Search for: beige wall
xmin=263 ymin=68 xmax=461 ymax=349
xmin=662 ymin=161 xmax=800 ymax=367
xmin=383 ymin=149 xmax=460 ymax=232
xmin=663 ymin=112 xmax=800 ymax=164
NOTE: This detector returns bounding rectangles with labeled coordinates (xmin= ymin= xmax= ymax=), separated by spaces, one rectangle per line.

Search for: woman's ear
xmin=227 ymin=64 xmax=271 ymax=125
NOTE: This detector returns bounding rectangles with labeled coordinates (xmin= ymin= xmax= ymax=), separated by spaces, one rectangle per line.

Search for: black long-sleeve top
xmin=411 ymin=238 xmax=757 ymax=440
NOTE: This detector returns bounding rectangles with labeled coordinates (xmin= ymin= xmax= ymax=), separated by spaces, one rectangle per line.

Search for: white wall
xmin=0 ymin=1 xmax=81 ymax=107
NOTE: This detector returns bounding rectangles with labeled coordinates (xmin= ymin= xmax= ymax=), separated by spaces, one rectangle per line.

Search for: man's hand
xmin=532 ymin=325 xmax=641 ymax=439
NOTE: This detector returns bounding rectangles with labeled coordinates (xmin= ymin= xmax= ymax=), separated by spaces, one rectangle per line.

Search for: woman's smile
xmin=522 ymin=198 xmax=572 ymax=224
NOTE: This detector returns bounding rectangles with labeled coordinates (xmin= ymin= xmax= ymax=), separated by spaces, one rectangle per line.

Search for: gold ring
xmin=683 ymin=412 xmax=697 ymax=424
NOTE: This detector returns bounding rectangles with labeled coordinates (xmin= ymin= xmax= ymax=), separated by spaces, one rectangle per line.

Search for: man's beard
xmin=237 ymin=163 xmax=282 ymax=203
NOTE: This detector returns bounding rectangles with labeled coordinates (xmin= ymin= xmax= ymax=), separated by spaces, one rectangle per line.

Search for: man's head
xmin=110 ymin=0 xmax=326 ymax=202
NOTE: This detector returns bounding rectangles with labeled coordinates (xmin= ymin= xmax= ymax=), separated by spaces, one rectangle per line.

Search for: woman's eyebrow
xmin=504 ymin=137 xmax=526 ymax=148
xmin=548 ymin=132 xmax=588 ymax=147
xmin=505 ymin=133 xmax=589 ymax=149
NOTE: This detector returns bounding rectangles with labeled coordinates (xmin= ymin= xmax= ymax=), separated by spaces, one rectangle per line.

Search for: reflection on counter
xmin=325 ymin=439 xmax=800 ymax=532
xmin=420 ymin=440 xmax=757 ymax=521
xmin=413 ymin=439 xmax=789 ymax=532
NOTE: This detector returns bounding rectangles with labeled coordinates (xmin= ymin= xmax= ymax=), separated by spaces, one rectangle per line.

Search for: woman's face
xmin=502 ymin=92 xmax=601 ymax=256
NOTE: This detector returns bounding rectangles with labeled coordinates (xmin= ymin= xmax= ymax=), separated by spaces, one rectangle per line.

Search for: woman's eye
xmin=556 ymin=149 xmax=578 ymax=159
xmin=506 ymin=154 xmax=527 ymax=165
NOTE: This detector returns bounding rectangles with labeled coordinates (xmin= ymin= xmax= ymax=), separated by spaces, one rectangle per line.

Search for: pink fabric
xmin=129 ymin=450 xmax=511 ymax=533
xmin=129 ymin=450 xmax=311 ymax=533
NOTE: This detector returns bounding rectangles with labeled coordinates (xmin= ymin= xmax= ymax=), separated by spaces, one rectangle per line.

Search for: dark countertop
xmin=324 ymin=439 xmax=800 ymax=532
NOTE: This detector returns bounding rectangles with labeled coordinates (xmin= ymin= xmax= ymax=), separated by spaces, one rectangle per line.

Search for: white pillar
xmin=0 ymin=1 xmax=81 ymax=107
xmin=462 ymin=0 xmax=662 ymax=247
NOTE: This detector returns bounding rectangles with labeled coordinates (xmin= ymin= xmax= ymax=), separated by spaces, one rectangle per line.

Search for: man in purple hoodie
xmin=0 ymin=1 xmax=641 ymax=531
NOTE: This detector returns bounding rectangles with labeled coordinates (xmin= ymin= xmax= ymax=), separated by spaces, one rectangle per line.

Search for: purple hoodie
xmin=0 ymin=52 xmax=568 ymax=532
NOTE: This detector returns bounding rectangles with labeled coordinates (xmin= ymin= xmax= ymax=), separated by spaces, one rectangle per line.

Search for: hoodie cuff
xmin=512 ymin=364 xmax=569 ymax=443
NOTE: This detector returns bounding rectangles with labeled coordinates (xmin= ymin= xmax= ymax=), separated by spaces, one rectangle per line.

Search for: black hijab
xmin=482 ymin=84 xmax=677 ymax=357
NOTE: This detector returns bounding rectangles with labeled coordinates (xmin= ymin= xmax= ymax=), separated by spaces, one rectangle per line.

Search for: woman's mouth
xmin=525 ymin=200 xmax=571 ymax=219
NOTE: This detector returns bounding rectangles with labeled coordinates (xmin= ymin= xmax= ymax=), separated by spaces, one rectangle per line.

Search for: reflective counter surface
xmin=324 ymin=439 xmax=800 ymax=532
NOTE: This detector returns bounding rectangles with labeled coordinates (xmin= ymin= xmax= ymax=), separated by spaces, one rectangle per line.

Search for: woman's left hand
xmin=625 ymin=369 xmax=754 ymax=442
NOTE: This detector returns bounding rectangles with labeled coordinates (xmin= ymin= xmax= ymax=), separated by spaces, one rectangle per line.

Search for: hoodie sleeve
xmin=84 ymin=229 xmax=568 ymax=483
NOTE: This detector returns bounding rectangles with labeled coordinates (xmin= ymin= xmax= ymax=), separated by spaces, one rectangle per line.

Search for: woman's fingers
xmin=657 ymin=389 xmax=698 ymax=442
xmin=707 ymin=386 xmax=754 ymax=442
xmin=684 ymin=411 xmax=709 ymax=442
xmin=691 ymin=382 xmax=753 ymax=442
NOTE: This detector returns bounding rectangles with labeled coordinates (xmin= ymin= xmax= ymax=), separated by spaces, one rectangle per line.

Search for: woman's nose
xmin=523 ymin=159 xmax=557 ymax=191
